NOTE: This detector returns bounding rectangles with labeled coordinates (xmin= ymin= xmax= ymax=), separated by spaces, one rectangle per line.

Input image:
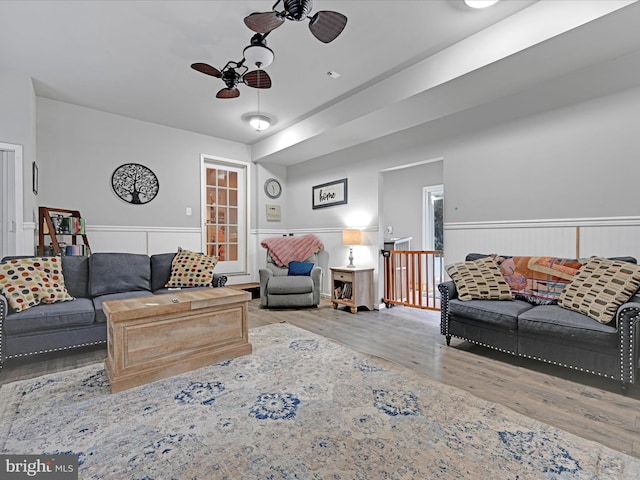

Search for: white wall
xmin=0 ymin=69 xmax=37 ymax=253
xmin=254 ymin=162 xmax=287 ymax=232
xmin=284 ymin=133 xmax=445 ymax=304
xmin=444 ymin=86 xmax=640 ymax=224
xmin=35 ymin=98 xmax=264 ymax=284
xmin=382 ymin=161 xmax=443 ymax=249
xmin=28 ymin=51 xmax=640 ymax=299
xmin=37 ymin=98 xmax=251 ymax=228
xmin=441 ymin=85 xmax=640 ymax=264
xmin=283 ymin=83 xmax=640 ymax=301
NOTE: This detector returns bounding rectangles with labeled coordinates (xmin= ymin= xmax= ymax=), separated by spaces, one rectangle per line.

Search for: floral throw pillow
xmin=165 ymin=248 xmax=218 ymax=288
xmin=0 ymin=257 xmax=75 ymax=312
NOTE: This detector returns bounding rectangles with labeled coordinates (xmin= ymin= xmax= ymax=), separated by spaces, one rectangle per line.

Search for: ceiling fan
xmin=244 ymin=0 xmax=348 ymax=44
xmin=190 ymin=59 xmax=272 ymax=99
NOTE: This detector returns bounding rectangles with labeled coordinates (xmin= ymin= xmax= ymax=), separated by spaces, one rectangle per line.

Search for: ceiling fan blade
xmin=244 ymin=11 xmax=284 ymax=33
xmin=308 ymin=11 xmax=347 ymax=43
xmin=191 ymin=62 xmax=222 ymax=77
xmin=243 ymin=70 xmax=272 ymax=89
xmin=216 ymin=88 xmax=240 ymax=99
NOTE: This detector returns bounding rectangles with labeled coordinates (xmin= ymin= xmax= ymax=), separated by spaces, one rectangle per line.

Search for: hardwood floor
xmin=2 ymin=298 xmax=639 ymax=458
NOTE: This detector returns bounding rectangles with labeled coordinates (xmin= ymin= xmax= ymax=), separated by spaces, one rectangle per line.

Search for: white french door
xmin=201 ymin=156 xmax=247 ymax=275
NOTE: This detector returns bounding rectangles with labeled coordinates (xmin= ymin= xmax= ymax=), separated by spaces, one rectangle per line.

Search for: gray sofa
xmin=259 ymin=252 xmax=322 ymax=308
xmin=439 ymin=253 xmax=640 ymax=387
xmin=0 ymin=252 xmax=227 ymax=368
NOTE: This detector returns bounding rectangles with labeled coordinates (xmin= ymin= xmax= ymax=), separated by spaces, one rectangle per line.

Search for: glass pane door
xmin=202 ymin=160 xmax=246 ymax=274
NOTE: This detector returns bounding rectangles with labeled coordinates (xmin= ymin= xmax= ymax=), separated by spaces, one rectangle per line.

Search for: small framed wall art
xmin=312 ymin=178 xmax=348 ymax=209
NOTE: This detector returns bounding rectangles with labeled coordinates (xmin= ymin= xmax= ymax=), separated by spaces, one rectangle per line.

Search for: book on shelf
xmin=61 ymin=216 xmax=85 ymax=234
xmin=44 ymin=216 xmax=85 ymax=235
xmin=334 ymin=281 xmax=353 ymax=300
xmin=64 ymin=244 xmax=90 ymax=256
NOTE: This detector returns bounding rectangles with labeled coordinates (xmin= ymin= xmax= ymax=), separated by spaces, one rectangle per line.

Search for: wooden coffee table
xmin=103 ymin=288 xmax=252 ymax=393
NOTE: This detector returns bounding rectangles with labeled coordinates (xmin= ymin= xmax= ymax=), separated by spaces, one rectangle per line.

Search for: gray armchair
xmin=259 ymin=252 xmax=322 ymax=308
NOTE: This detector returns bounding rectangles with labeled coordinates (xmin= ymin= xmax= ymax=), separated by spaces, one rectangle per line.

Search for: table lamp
xmin=342 ymin=229 xmax=362 ymax=268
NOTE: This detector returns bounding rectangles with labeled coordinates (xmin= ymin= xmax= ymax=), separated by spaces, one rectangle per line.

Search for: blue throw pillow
xmin=288 ymin=261 xmax=314 ymax=276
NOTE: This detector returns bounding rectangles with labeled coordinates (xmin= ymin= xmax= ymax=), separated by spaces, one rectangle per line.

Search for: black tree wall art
xmin=111 ymin=163 xmax=159 ymax=205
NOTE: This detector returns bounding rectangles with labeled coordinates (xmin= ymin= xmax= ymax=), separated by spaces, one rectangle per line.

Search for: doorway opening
xmin=423 ymin=184 xmax=443 ymax=251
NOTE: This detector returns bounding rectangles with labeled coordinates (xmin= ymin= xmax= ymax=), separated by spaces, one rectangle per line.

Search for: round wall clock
xmin=264 ymin=178 xmax=282 ymax=199
xmin=111 ymin=163 xmax=159 ymax=205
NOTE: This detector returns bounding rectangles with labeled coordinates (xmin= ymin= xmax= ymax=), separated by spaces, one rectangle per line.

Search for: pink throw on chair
xmin=261 ymin=235 xmax=324 ymax=267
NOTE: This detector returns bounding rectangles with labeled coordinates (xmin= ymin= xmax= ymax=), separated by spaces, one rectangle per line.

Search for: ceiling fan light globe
xmin=243 ymin=44 xmax=275 ymax=69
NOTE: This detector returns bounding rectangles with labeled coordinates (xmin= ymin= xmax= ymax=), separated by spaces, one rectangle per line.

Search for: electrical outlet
xmin=186 ymin=207 xmax=192 ymax=216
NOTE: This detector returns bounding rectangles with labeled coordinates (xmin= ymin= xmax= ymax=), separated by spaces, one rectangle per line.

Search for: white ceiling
xmin=2 ymin=1 xmax=639 ymax=166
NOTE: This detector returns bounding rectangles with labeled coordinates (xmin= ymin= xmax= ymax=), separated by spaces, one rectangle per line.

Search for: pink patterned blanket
xmin=261 ymin=235 xmax=324 ymax=267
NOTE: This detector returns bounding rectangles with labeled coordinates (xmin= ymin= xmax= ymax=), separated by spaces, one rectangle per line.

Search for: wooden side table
xmin=330 ymin=267 xmax=374 ymax=313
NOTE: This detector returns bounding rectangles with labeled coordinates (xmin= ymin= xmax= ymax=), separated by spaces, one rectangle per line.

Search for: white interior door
xmin=201 ymin=156 xmax=247 ymax=275
xmin=0 ymin=143 xmax=24 ymax=259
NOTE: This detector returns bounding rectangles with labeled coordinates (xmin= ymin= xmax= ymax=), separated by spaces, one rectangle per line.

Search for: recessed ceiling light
xmin=464 ymin=0 xmax=501 ymax=8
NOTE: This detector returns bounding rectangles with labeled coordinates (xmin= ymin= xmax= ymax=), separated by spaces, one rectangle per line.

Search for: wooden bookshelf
xmin=38 ymin=206 xmax=90 ymax=256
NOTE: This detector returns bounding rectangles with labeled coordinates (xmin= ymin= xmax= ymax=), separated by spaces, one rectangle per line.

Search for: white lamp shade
xmin=248 ymin=115 xmax=271 ymax=131
xmin=464 ymin=0 xmax=500 ymax=8
xmin=243 ymin=44 xmax=274 ymax=69
xmin=342 ymin=229 xmax=362 ymax=246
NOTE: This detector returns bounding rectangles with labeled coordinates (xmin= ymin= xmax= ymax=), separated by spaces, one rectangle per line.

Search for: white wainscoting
xmin=23 ymin=221 xmax=36 ymax=256
xmin=444 ymin=216 xmax=640 ymax=265
xmin=87 ymin=225 xmax=201 ymax=255
xmin=580 ymin=224 xmax=640 ymax=259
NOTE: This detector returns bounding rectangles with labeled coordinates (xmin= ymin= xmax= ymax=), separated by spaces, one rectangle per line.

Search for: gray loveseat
xmin=0 ymin=252 xmax=227 ymax=368
xmin=439 ymin=253 xmax=640 ymax=387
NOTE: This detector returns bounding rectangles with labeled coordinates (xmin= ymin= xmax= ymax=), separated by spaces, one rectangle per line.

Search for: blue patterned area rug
xmin=1 ymin=323 xmax=638 ymax=479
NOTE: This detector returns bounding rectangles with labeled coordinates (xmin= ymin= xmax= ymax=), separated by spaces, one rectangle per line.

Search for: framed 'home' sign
xmin=312 ymin=178 xmax=348 ymax=209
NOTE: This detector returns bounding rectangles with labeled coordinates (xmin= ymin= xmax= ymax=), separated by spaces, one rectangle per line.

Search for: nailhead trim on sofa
xmin=438 ymin=281 xmax=640 ymax=385
xmin=618 ymin=305 xmax=640 ymax=384
xmin=0 ymin=298 xmax=107 ymax=371
xmin=0 ymin=340 xmax=107 ymax=368
xmin=0 ymin=300 xmax=4 ymax=369
xmin=0 ymin=256 xmax=228 ymax=369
